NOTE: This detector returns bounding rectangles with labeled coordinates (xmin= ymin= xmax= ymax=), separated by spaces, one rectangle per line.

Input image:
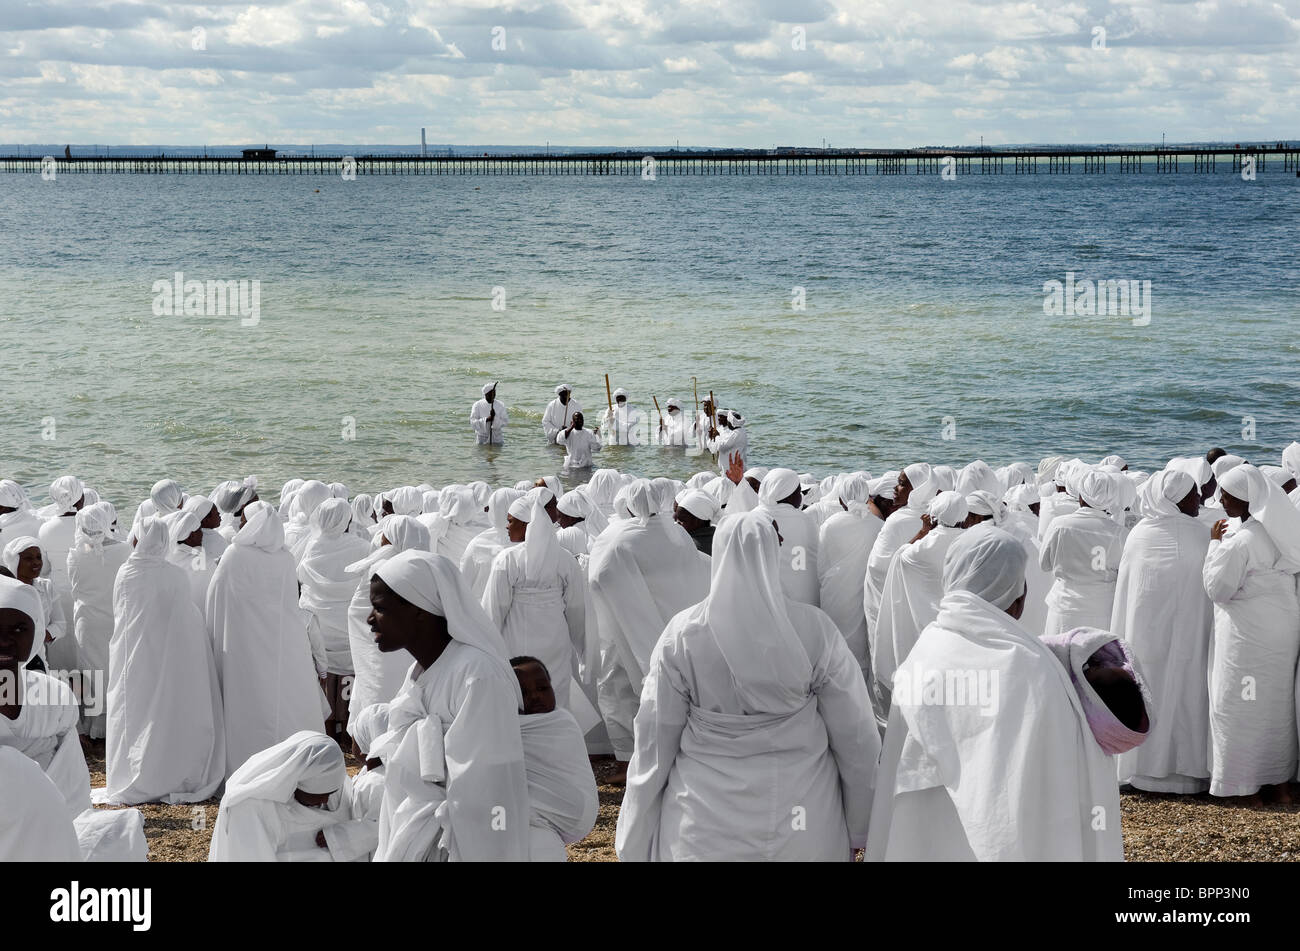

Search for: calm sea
xmin=1 ymin=169 xmax=1297 ymax=507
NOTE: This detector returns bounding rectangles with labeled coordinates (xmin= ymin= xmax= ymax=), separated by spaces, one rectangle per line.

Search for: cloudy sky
xmin=3 ymin=0 xmax=1298 ymax=147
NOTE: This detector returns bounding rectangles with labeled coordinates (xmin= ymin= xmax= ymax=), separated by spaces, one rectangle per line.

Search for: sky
xmin=2 ymin=0 xmax=1298 ymax=148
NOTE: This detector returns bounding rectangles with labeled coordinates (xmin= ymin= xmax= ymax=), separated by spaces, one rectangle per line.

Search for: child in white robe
xmin=512 ymin=656 xmax=598 ymax=861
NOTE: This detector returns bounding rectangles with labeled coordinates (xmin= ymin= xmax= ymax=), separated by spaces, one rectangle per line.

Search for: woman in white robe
xmin=0 ymin=577 xmax=146 ymax=862
xmin=67 ymin=503 xmax=130 ymax=739
xmin=344 ymin=515 xmax=431 ymax=732
xmin=102 ymin=517 xmax=225 ymax=804
xmin=1112 ymin=470 xmax=1214 ymax=793
xmin=367 ymin=550 xmax=530 ymax=861
xmin=872 ymin=491 xmax=968 ymax=715
xmin=298 ymin=498 xmax=370 ymax=740
xmin=212 ymin=477 xmax=258 ymax=542
xmin=460 ymin=488 xmax=525 ymax=601
xmin=349 ymin=493 xmax=378 ymax=539
xmin=284 ymin=480 xmax=332 ymax=561
xmin=1040 ymin=469 xmax=1128 ymax=637
xmin=206 ymin=501 xmax=328 ymax=779
xmin=434 ymin=486 xmax=488 ymax=566
xmin=1202 ymin=464 xmax=1300 ymax=798
xmin=615 ymin=511 xmax=879 ymax=861
xmin=208 ymin=731 xmax=373 ymax=862
xmin=866 ymin=526 xmax=1136 ymax=862
xmin=164 ymin=509 xmax=217 ymax=616
xmin=3 ymin=536 xmax=67 ymax=672
xmin=588 ymin=481 xmax=711 ymax=768
xmin=817 ymin=477 xmax=885 ymax=681
xmin=482 ymin=491 xmax=586 ymax=714
xmin=513 ymin=656 xmax=599 ymax=861
xmin=864 ymin=464 xmax=936 ymax=636
xmin=38 ymin=475 xmax=84 ymax=673
xmin=757 ymin=468 xmax=820 ymax=606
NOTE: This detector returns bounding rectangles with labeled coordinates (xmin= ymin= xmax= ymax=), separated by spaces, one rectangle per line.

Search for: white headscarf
xmin=389 ymin=486 xmax=423 ymax=517
xmin=213 ymin=477 xmax=257 ymax=514
xmin=232 ymin=500 xmax=287 ymax=552
xmin=1075 ymin=468 xmax=1122 ymax=514
xmin=1218 ymin=463 xmax=1300 ymax=572
xmin=941 ymin=525 xmax=1028 ymax=610
xmin=1211 ymin=454 xmax=1245 ymax=479
xmin=131 ymin=516 xmax=172 ymax=563
xmin=150 ymin=479 xmax=185 ymax=513
xmin=0 ymin=574 xmax=45 ymax=652
xmin=1282 ymin=442 xmax=1300 ymax=480
xmin=1135 ymin=469 xmax=1195 ymax=520
xmin=965 ymin=490 xmax=1005 ymax=526
xmin=74 ymin=502 xmax=117 ymax=553
xmin=221 ymin=731 xmax=347 ymax=811
xmin=311 ymin=497 xmax=353 ymax=538
xmin=507 ymin=490 xmax=561 ymax=585
xmin=757 ymin=468 xmax=801 ymax=509
xmin=675 ymin=489 xmax=719 ymax=523
xmin=558 ymin=490 xmax=609 ymax=534
xmin=345 ymin=515 xmax=431 ymax=575
xmin=351 ymin=703 xmax=390 ymax=757
xmin=1 ymin=536 xmax=48 ymax=579
xmin=0 ymin=480 xmax=30 ymax=511
xmin=928 ymin=490 xmax=969 ymax=527
xmin=902 ymin=462 xmax=936 ymax=511
xmin=373 ymin=549 xmax=521 ymax=706
xmin=700 ymin=510 xmax=812 ymax=711
xmin=49 ymin=475 xmax=84 ymax=515
xmin=486 ymin=488 xmax=525 ymax=544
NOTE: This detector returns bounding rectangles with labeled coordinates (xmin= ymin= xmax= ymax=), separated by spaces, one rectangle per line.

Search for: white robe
xmin=1040 ymin=507 xmax=1127 ymax=637
xmin=615 ymin=599 xmax=879 ymax=861
xmin=872 ymin=526 xmax=964 ymax=710
xmin=865 ymin=591 xmax=1124 ymax=862
xmin=520 ymin=708 xmax=599 ymax=861
xmin=38 ymin=516 xmax=82 ymax=671
xmin=373 ymin=646 xmax=530 ymax=861
xmin=817 ymin=508 xmax=883 ymax=676
xmin=298 ymin=531 xmax=371 ymax=676
xmin=209 ymin=791 xmax=369 ymax=862
xmin=709 ymin=427 xmax=747 ymax=472
xmin=0 ymin=746 xmax=82 ymax=861
xmin=764 ymin=501 xmax=820 ymax=606
xmin=207 ymin=542 xmax=328 ymax=777
xmin=1202 ymin=519 xmax=1300 ymax=796
xmin=542 ymin=396 xmax=582 ymax=442
xmin=557 ymin=427 xmax=602 ymax=469
xmin=599 ymin=405 xmax=646 ymax=446
xmin=482 ymin=543 xmax=586 ymax=713
xmin=67 ymin=540 xmax=130 ymax=738
xmin=0 ymin=668 xmax=147 ymax=862
xmin=1037 ymin=490 xmax=1078 ymax=542
xmin=1112 ymin=512 xmax=1213 ymax=793
xmin=460 ymin=529 xmax=509 ymax=602
xmin=470 ymin=397 xmax=508 ymax=445
xmin=102 ymin=553 xmax=225 ymax=805
xmin=587 ymin=516 xmax=710 ymax=760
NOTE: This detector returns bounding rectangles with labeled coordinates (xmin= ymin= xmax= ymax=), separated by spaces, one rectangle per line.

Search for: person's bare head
xmin=512 ymin=656 xmax=555 ymax=715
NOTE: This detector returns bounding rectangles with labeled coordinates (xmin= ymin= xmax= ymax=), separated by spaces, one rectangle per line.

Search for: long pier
xmin=4 ymin=146 xmax=1298 ymax=176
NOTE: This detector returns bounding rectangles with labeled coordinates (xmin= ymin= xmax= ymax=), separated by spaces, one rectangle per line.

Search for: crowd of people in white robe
xmin=3 ymin=436 xmax=1300 ymax=862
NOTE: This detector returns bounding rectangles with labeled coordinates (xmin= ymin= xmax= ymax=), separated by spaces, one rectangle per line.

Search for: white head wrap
xmin=554 ymin=383 xmax=572 ymax=396
xmin=613 ymin=387 xmax=629 ymax=401
xmin=964 ymin=490 xmax=1005 ymax=526
xmin=214 ymin=477 xmax=257 ymax=514
xmin=49 ymin=475 xmax=85 ymax=515
xmin=1166 ymin=456 xmax=1213 ymax=490
xmin=928 ymin=490 xmax=969 ymax=527
xmin=166 ymin=509 xmax=203 ymax=545
xmin=1136 ymin=469 xmax=1195 ymax=520
xmin=74 ymin=502 xmax=116 ymax=553
xmin=941 ymin=524 xmax=1028 ymax=610
xmin=150 ymin=479 xmax=185 ymax=513
xmin=221 ymin=731 xmax=347 ymax=811
xmin=232 ymin=500 xmax=287 ymax=552
xmin=1075 ymin=469 xmax=1122 ymax=514
xmin=0 ymin=574 xmax=45 ymax=653
xmin=1218 ymin=464 xmax=1300 ymax=572
xmin=311 ymin=497 xmax=353 ymax=538
xmin=482 ymin=382 xmax=497 ymax=397
xmin=758 ymin=468 xmax=802 ymax=509
xmin=487 ymin=488 xmax=525 ymax=543
xmin=132 ymin=517 xmax=172 ymax=563
xmin=1282 ymin=442 xmax=1300 ymax=480
xmin=701 ymin=510 xmax=812 ymax=711
xmin=0 ymin=480 xmax=30 ymax=511
xmin=1211 ymin=454 xmax=1245 ymax=479
xmin=351 ymin=703 xmax=390 ymax=758
xmin=1 ymin=536 xmax=48 ymax=580
xmin=676 ymin=489 xmax=719 ymax=523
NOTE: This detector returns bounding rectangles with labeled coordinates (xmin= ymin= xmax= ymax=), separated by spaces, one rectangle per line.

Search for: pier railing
xmin=4 ymin=147 xmax=1297 ymax=176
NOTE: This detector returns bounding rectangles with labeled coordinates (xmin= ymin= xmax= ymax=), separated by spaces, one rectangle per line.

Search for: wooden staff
xmin=653 ymin=395 xmax=663 ymax=426
xmin=605 ymin=374 xmax=613 ymax=415
xmin=708 ymin=390 xmax=717 ymax=461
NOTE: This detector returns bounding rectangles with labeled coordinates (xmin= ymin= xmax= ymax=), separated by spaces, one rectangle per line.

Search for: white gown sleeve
xmin=1203 ymin=536 xmax=1248 ymax=604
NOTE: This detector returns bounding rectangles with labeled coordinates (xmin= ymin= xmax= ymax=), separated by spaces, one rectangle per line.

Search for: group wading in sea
xmin=3 ymin=382 xmax=1300 ymax=860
